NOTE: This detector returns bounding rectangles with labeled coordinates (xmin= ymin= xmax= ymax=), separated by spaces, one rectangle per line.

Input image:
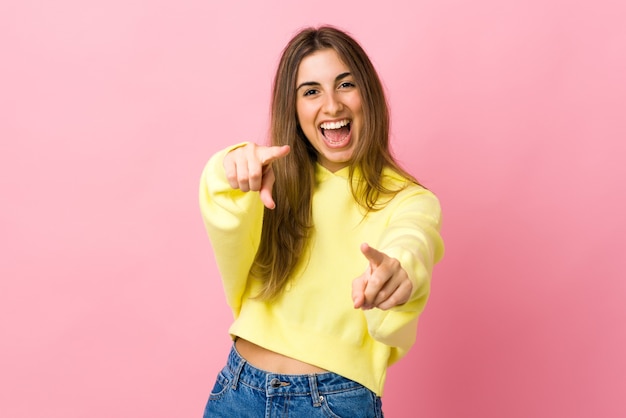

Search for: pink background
xmin=2 ymin=1 xmax=625 ymax=417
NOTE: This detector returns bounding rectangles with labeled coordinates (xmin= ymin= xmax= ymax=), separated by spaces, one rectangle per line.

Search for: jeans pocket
xmin=208 ymin=368 xmax=231 ymax=401
xmin=321 ymin=386 xmax=381 ymax=418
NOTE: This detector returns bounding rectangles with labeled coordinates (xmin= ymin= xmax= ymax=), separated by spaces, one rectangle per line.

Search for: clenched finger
xmin=362 ymin=258 xmax=399 ymax=306
xmin=373 ymin=279 xmax=412 ymax=310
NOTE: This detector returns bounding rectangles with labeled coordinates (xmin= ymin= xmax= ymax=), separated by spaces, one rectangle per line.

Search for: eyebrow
xmin=296 ymin=72 xmax=352 ymax=91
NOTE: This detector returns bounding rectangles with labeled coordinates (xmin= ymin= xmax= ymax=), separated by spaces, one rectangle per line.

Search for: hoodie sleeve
xmin=363 ymin=186 xmax=444 ymax=363
xmin=198 ymin=144 xmax=264 ymax=316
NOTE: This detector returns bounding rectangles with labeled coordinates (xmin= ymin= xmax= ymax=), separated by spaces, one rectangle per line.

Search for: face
xmin=295 ymin=49 xmax=363 ymax=172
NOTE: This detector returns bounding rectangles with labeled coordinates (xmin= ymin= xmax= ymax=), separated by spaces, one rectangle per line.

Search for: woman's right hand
xmin=223 ymin=143 xmax=291 ymax=209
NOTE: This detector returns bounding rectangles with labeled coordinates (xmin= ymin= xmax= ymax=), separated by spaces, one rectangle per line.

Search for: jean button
xmin=270 ymin=378 xmax=281 ymax=388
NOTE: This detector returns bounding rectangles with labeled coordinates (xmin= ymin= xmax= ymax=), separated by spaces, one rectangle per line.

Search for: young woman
xmin=199 ymin=26 xmax=444 ymax=417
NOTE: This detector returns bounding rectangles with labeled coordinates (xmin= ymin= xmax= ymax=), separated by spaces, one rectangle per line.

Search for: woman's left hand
xmin=352 ymin=243 xmax=413 ymax=311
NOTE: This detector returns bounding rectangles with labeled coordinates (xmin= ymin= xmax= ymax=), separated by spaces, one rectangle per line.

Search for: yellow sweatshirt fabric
xmin=199 ymin=146 xmax=444 ymax=396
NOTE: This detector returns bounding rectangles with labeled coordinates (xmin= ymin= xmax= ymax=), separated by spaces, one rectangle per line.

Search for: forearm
xmin=199 ymin=145 xmax=263 ymax=313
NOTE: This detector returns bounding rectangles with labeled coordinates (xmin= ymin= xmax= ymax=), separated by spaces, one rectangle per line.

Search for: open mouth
xmin=319 ymin=119 xmax=352 ymax=146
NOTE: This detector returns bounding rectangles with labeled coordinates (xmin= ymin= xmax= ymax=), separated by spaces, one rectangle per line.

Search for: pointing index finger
xmin=360 ymin=243 xmax=385 ymax=267
xmin=259 ymin=145 xmax=291 ymax=166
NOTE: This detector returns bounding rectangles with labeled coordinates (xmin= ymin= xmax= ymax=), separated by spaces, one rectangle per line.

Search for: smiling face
xmin=295 ymin=49 xmax=363 ymax=172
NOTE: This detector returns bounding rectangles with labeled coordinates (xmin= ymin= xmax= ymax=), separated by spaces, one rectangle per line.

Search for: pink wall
xmin=2 ymin=1 xmax=624 ymax=417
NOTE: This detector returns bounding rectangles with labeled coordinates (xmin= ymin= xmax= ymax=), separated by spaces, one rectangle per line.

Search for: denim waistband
xmin=226 ymin=343 xmax=364 ymax=404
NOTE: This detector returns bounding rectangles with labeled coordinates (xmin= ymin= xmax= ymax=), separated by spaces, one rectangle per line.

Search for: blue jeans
xmin=203 ymin=344 xmax=384 ymax=417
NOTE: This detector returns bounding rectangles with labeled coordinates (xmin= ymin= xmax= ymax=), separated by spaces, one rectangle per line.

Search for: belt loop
xmin=231 ymin=350 xmax=246 ymax=390
xmin=308 ymin=374 xmax=322 ymax=407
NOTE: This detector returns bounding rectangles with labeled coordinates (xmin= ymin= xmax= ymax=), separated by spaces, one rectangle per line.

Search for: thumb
xmin=258 ymin=145 xmax=290 ymax=209
xmin=259 ymin=165 xmax=277 ymax=209
xmin=352 ymin=275 xmax=368 ymax=309
xmin=259 ymin=145 xmax=291 ymax=209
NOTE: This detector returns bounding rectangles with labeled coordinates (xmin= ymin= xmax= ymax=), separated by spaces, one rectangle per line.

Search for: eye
xmin=303 ymin=88 xmax=319 ymax=97
xmin=339 ymin=81 xmax=356 ymax=89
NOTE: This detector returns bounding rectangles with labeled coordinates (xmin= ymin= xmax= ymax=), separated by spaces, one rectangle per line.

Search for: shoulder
xmin=381 ymin=167 xmax=434 ymax=196
xmin=381 ymin=168 xmax=442 ymax=214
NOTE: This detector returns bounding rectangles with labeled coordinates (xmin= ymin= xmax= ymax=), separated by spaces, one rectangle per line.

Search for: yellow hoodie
xmin=199 ymin=146 xmax=444 ymax=396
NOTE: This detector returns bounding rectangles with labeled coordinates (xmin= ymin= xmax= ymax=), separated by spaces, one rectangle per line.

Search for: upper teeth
xmin=320 ymin=119 xmax=350 ymax=130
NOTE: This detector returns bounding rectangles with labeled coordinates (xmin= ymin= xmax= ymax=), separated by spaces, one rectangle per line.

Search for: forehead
xmin=296 ymin=49 xmax=351 ymax=82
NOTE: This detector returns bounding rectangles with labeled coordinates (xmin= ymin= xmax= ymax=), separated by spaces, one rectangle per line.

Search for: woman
xmin=199 ymin=26 xmax=444 ymax=417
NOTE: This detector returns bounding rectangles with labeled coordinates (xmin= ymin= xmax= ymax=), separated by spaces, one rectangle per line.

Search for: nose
xmin=322 ymin=92 xmax=343 ymax=115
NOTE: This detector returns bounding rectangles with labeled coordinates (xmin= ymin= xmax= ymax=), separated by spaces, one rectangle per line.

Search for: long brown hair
xmin=251 ymin=26 xmax=418 ymax=300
